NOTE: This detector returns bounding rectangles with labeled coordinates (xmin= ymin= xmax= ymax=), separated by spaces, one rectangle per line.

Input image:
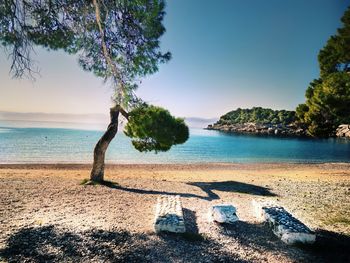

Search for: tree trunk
xmin=90 ymin=105 xmax=120 ymax=182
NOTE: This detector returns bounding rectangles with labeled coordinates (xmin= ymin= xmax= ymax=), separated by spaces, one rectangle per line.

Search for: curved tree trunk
xmin=90 ymin=105 xmax=120 ymax=182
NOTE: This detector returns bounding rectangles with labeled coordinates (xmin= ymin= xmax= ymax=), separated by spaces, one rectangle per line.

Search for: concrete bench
xmin=252 ymin=200 xmax=316 ymax=245
xmin=209 ymin=204 xmax=239 ymax=223
xmin=154 ymin=195 xmax=186 ymax=233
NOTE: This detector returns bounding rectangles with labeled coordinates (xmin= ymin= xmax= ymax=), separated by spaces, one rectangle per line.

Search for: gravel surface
xmin=0 ymin=163 xmax=349 ymax=262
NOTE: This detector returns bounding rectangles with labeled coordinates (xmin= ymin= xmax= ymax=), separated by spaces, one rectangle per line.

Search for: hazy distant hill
xmin=0 ymin=111 xmax=215 ymax=129
xmin=0 ymin=111 xmax=109 ymax=124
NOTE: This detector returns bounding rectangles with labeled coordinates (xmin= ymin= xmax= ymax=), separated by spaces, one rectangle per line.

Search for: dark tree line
xmin=216 ymin=107 xmax=296 ymax=126
xmin=296 ymin=6 xmax=350 ymax=137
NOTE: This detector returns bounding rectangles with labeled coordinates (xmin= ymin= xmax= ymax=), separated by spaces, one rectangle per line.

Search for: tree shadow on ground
xmin=217 ymin=221 xmax=350 ymax=263
xmin=1 ymin=223 xmax=348 ymax=263
xmin=0 ymin=225 xmax=248 ymax=263
xmin=186 ymin=181 xmax=277 ymax=200
xmin=94 ymin=180 xmax=276 ymax=201
xmin=218 ymin=221 xmax=309 ymax=261
xmin=101 ymin=183 xmax=206 ymax=199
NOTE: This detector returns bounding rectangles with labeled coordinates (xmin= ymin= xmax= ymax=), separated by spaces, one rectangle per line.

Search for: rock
xmin=209 ymin=204 xmax=239 ymax=223
xmin=252 ymin=200 xmax=315 ymax=245
xmin=295 ymin=128 xmax=304 ymax=135
xmin=336 ymin=124 xmax=350 ymax=138
xmin=206 ymin=122 xmax=307 ymax=137
xmin=267 ymin=127 xmax=274 ymax=134
xmin=154 ymin=195 xmax=186 ymax=233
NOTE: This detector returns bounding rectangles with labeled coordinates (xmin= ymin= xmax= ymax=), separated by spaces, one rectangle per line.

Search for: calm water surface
xmin=0 ymin=121 xmax=350 ymax=163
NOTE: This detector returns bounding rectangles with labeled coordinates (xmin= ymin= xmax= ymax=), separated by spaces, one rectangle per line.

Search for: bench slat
xmin=253 ymin=200 xmax=316 ymax=245
xmin=154 ymin=195 xmax=186 ymax=233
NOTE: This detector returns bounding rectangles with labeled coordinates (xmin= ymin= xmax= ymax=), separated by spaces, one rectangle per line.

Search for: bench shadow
xmin=218 ymin=221 xmax=350 ymax=263
xmin=187 ymin=181 xmax=277 ymax=200
xmin=218 ymin=221 xmax=303 ymax=260
xmin=183 ymin=208 xmax=199 ymax=234
xmin=302 ymin=229 xmax=350 ymax=263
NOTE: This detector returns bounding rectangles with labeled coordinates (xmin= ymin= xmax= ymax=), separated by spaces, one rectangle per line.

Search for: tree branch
xmin=92 ymin=0 xmax=126 ymax=103
xmin=119 ymin=107 xmax=129 ymax=120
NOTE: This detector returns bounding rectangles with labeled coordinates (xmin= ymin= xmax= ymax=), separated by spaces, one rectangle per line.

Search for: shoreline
xmin=1 ymin=161 xmax=350 ymax=167
xmin=1 ymin=162 xmax=350 ymax=173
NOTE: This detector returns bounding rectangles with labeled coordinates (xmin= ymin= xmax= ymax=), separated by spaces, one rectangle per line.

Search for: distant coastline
xmin=0 ymin=119 xmax=108 ymax=131
xmin=0 ymin=111 xmax=217 ymax=130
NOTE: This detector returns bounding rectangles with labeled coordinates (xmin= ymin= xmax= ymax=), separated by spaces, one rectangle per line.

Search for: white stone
xmin=336 ymin=124 xmax=350 ymax=137
xmin=154 ymin=195 xmax=186 ymax=233
xmin=252 ymin=200 xmax=316 ymax=245
xmin=209 ymin=204 xmax=239 ymax=223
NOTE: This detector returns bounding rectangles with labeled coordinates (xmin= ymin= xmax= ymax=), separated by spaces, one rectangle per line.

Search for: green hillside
xmin=216 ymin=107 xmax=296 ymax=126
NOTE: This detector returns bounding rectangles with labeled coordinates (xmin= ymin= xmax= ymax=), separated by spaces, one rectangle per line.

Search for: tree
xmin=125 ymin=104 xmax=188 ymax=152
xmin=297 ymin=73 xmax=350 ymax=137
xmin=297 ymin=6 xmax=350 ymax=137
xmin=0 ymin=0 xmax=188 ymax=182
xmin=318 ymin=7 xmax=350 ymax=77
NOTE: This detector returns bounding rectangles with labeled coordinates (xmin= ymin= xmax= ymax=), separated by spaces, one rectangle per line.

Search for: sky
xmin=0 ymin=0 xmax=349 ymax=120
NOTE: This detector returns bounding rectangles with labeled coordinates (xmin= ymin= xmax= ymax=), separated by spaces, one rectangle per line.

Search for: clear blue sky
xmin=0 ymin=0 xmax=348 ymax=119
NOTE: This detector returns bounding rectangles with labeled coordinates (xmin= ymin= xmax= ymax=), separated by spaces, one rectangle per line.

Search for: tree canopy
xmin=124 ymin=104 xmax=189 ymax=152
xmin=216 ymin=107 xmax=296 ymax=126
xmin=318 ymin=7 xmax=350 ymax=77
xmin=296 ymin=6 xmax=350 ymax=137
xmin=296 ymin=73 xmax=350 ymax=137
xmin=0 ymin=0 xmax=170 ymax=107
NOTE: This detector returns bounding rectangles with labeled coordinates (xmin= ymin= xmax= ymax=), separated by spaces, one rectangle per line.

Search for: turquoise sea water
xmin=0 ymin=121 xmax=350 ymax=164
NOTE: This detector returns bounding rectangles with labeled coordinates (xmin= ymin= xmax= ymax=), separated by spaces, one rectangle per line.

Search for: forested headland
xmin=208 ymin=7 xmax=350 ymax=138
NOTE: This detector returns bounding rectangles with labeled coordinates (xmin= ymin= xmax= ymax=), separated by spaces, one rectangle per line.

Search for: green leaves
xmin=297 ymin=6 xmax=350 ymax=137
xmin=0 ymin=0 xmax=171 ymax=105
xmin=124 ymin=104 xmax=189 ymax=152
xmin=217 ymin=107 xmax=296 ymax=126
xmin=298 ymin=72 xmax=350 ymax=137
xmin=318 ymin=7 xmax=350 ymax=76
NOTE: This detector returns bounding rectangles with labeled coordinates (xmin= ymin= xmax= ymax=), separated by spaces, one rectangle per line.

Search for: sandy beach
xmin=0 ymin=163 xmax=349 ymax=262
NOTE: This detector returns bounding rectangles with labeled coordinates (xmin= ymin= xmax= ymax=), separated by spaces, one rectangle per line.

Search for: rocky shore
xmin=336 ymin=124 xmax=350 ymax=138
xmin=206 ymin=122 xmax=307 ymax=137
xmin=207 ymin=122 xmax=350 ymax=139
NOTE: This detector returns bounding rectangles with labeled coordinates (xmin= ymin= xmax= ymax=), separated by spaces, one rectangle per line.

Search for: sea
xmin=0 ymin=120 xmax=350 ymax=164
